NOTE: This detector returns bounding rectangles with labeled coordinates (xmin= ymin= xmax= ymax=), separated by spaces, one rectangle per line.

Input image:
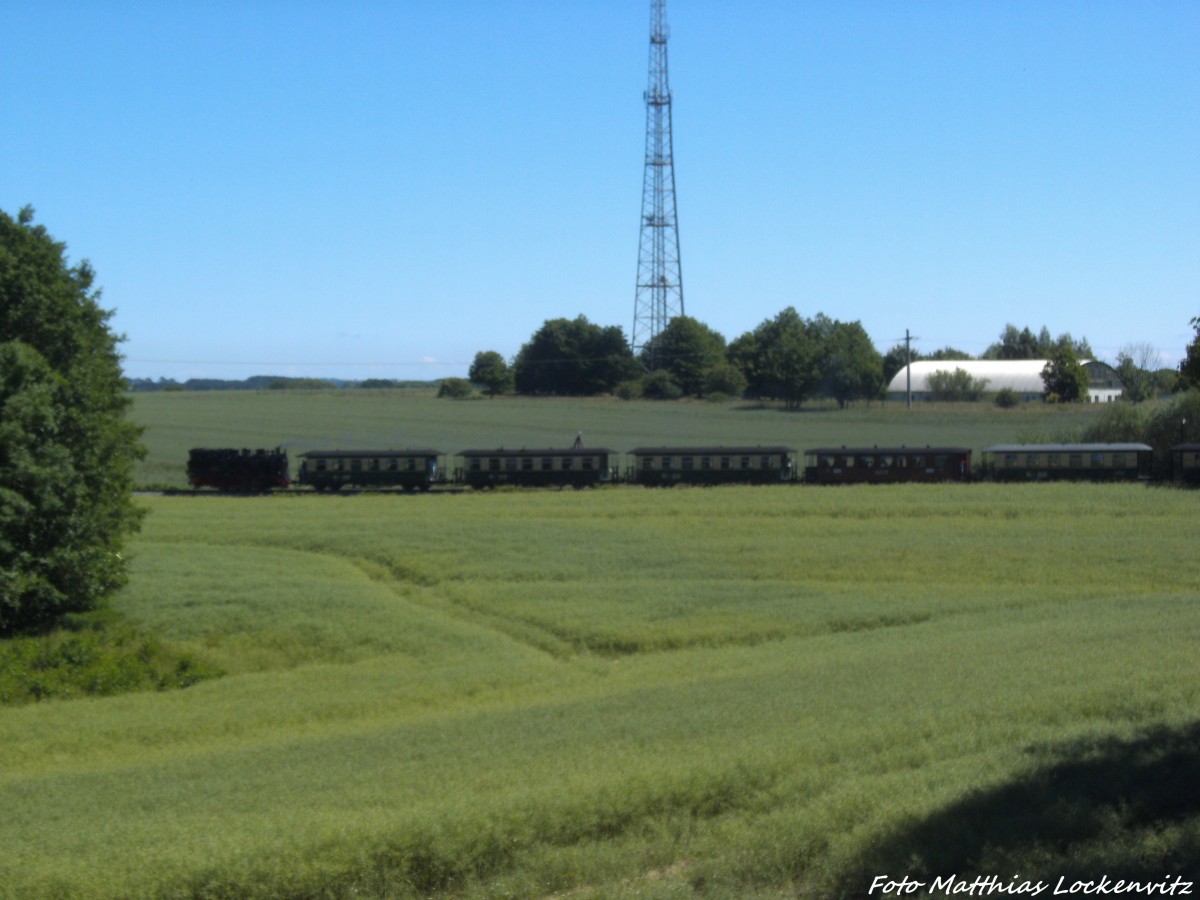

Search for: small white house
xmin=886 ymin=360 xmax=1124 ymax=403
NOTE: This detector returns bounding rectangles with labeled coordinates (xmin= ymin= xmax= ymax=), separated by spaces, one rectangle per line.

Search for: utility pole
xmin=904 ymin=329 xmax=918 ymax=409
xmin=632 ymin=0 xmax=684 ymax=371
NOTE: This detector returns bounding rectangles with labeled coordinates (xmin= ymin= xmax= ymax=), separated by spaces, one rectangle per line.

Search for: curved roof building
xmin=886 ymin=359 xmax=1123 ymax=403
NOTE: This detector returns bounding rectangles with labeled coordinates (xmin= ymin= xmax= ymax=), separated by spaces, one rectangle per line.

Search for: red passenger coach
xmin=804 ymin=447 xmax=972 ymax=484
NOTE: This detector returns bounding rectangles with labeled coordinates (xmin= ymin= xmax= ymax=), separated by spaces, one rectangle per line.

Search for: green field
xmin=2 ymin=452 xmax=1198 ymax=896
xmin=129 ymin=389 xmax=1107 ymax=488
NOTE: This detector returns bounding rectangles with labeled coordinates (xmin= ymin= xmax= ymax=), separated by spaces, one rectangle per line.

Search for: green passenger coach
xmin=627 ymin=446 xmax=797 ymax=486
xmin=298 ymin=450 xmax=444 ymax=491
xmin=1170 ymin=444 xmax=1200 ymax=484
xmin=982 ymin=443 xmax=1153 ymax=481
xmin=457 ymin=448 xmax=617 ymax=488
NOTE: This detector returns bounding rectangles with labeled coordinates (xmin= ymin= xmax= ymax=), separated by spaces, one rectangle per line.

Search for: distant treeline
xmin=127 ymin=376 xmax=441 ymax=393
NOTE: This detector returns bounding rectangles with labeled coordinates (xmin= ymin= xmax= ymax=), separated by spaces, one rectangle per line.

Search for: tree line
xmin=463 ymin=315 xmax=1200 ymax=405
xmin=461 ymin=310 xmax=885 ymax=408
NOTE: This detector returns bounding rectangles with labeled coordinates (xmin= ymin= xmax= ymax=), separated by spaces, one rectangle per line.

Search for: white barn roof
xmin=887 ymin=360 xmax=1050 ymax=395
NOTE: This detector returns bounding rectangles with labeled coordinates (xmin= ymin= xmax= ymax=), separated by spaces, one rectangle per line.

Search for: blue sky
xmin=4 ymin=1 xmax=1198 ymax=381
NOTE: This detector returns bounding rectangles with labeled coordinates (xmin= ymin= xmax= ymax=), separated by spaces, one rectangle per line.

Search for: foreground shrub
xmin=0 ymin=612 xmax=220 ymax=705
xmin=641 ymin=369 xmax=684 ymax=400
xmin=437 ymin=377 xmax=474 ymax=399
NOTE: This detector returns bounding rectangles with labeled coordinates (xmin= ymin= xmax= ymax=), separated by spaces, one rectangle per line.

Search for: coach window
xmin=682 ymin=457 xmax=694 ymax=470
xmin=1090 ymin=453 xmax=1104 ymax=467
xmin=488 ymin=458 xmax=501 ymax=472
xmin=1027 ymin=454 xmax=1040 ymax=467
xmin=314 ymin=459 xmax=327 ymax=472
xmin=469 ymin=458 xmax=481 ymax=472
xmin=862 ymin=456 xmax=874 ymax=469
xmin=820 ymin=455 xmax=834 ymax=468
xmin=1069 ymin=453 xmax=1083 ymax=468
xmin=1047 ymin=454 xmax=1060 ymax=468
xmin=934 ymin=455 xmax=948 ymax=469
xmin=880 ymin=455 xmax=894 ymax=468
xmin=641 ymin=456 xmax=654 ymax=470
xmin=505 ymin=456 xmax=518 ymax=472
xmin=521 ymin=457 xmax=534 ymax=471
xmin=368 ymin=459 xmax=379 ymax=472
xmin=582 ymin=457 xmax=594 ymax=470
xmin=662 ymin=456 xmax=673 ymax=469
xmin=1004 ymin=454 xmax=1017 ymax=467
xmin=720 ymin=457 xmax=731 ymax=470
xmin=740 ymin=456 xmax=751 ymax=469
xmin=561 ymin=456 xmax=573 ymax=471
xmin=700 ymin=457 xmax=712 ymax=470
xmin=351 ymin=459 xmax=362 ymax=472
xmin=541 ymin=457 xmax=553 ymax=470
xmin=1112 ymin=453 xmax=1125 ymax=468
xmin=760 ymin=455 xmax=772 ymax=469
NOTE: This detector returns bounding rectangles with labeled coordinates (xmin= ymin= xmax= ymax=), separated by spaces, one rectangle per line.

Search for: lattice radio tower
xmin=632 ymin=0 xmax=684 ymax=369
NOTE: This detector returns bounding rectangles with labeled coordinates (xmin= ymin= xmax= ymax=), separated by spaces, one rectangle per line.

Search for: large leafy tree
xmin=468 ymin=350 xmax=513 ymax=397
xmin=817 ymin=319 xmax=883 ymax=408
xmin=1041 ymin=340 xmax=1091 ymax=402
xmin=1 ymin=207 xmax=144 ymax=634
xmin=513 ymin=315 xmax=639 ymax=395
xmin=728 ymin=307 xmax=821 ymax=407
xmin=1180 ymin=317 xmax=1200 ymax=391
xmin=637 ymin=315 xmax=726 ymax=397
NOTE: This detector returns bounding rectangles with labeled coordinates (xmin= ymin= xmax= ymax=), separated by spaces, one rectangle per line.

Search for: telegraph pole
xmin=904 ymin=329 xmax=919 ymax=409
xmin=632 ymin=0 xmax=684 ymax=370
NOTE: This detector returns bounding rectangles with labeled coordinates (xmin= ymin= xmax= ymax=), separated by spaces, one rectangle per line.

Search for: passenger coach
xmin=1169 ymin=444 xmax=1200 ymax=484
xmin=804 ymin=447 xmax=972 ymax=484
xmin=457 ymin=447 xmax=617 ymax=489
xmin=627 ymin=446 xmax=796 ymax=486
xmin=982 ymin=444 xmax=1153 ymax=481
xmin=297 ymin=449 xmax=444 ymax=491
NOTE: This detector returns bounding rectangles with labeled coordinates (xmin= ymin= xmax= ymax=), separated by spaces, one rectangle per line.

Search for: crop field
xmin=128 ymin=389 xmax=1108 ymax=488
xmin=2 ymin=480 xmax=1197 ymax=898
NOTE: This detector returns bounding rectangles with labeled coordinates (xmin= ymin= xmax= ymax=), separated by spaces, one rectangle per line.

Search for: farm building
xmin=886 ymin=359 xmax=1124 ymax=403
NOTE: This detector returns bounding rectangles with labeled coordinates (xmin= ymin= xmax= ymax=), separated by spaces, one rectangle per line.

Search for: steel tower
xmin=632 ymin=0 xmax=684 ymax=368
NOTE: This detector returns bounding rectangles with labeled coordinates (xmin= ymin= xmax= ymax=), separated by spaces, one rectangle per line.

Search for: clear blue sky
xmin=4 ymin=0 xmax=1198 ymax=381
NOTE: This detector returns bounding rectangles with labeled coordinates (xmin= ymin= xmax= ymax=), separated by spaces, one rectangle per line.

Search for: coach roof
xmin=984 ymin=443 xmax=1152 ymax=453
xmin=626 ymin=446 xmax=795 ymax=455
xmin=458 ymin=447 xmax=616 ymax=457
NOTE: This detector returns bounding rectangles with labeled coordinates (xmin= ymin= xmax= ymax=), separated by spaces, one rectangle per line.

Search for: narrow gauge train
xmin=184 ymin=440 xmax=1196 ymax=491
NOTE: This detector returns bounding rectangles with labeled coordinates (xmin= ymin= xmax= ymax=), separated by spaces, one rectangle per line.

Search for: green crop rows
xmin=2 ymin=474 xmax=1197 ymax=897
